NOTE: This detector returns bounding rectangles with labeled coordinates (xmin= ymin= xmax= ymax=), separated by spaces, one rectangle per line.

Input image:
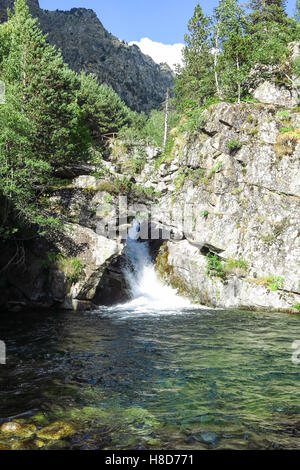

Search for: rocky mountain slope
xmin=1 ymin=99 xmax=299 ymax=314
xmin=0 ymin=0 xmax=173 ymax=112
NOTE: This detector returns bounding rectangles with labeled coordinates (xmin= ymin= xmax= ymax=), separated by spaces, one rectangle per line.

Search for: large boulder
xmin=54 ymin=224 xmax=124 ymax=307
xmin=253 ymin=81 xmax=298 ymax=108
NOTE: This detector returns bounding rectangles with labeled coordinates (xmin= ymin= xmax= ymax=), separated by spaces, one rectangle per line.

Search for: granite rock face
xmin=1 ymin=101 xmax=299 ymax=312
xmin=253 ymin=81 xmax=298 ymax=107
xmin=0 ymin=0 xmax=173 ymax=113
xmin=109 ymin=102 xmax=300 ymax=313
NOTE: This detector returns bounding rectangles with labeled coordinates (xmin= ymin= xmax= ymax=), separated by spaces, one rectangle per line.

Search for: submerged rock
xmin=0 ymin=443 xmax=10 ymax=450
xmin=0 ymin=421 xmax=36 ymax=438
xmin=198 ymin=431 xmax=218 ymax=445
xmin=36 ymin=421 xmax=75 ymax=440
xmin=11 ymin=439 xmax=38 ymax=450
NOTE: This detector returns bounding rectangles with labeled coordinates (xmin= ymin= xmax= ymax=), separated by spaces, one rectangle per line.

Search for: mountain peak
xmin=0 ymin=0 xmax=173 ymax=112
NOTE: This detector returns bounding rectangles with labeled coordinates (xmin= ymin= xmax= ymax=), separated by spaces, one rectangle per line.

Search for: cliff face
xmin=144 ymin=103 xmax=300 ymax=312
xmin=0 ymin=0 xmax=173 ymax=113
xmin=107 ymin=102 xmax=299 ymax=313
xmin=1 ymin=102 xmax=299 ymax=314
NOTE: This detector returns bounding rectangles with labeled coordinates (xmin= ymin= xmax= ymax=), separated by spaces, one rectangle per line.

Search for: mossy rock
xmin=30 ymin=412 xmax=49 ymax=426
xmin=0 ymin=442 xmax=10 ymax=450
xmin=11 ymin=439 xmax=38 ymax=450
xmin=0 ymin=421 xmax=36 ymax=438
xmin=36 ymin=421 xmax=75 ymax=440
xmin=43 ymin=439 xmax=71 ymax=450
xmin=34 ymin=439 xmax=46 ymax=448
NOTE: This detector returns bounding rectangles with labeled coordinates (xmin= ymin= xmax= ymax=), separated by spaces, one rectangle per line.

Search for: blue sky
xmin=39 ymin=0 xmax=297 ymax=44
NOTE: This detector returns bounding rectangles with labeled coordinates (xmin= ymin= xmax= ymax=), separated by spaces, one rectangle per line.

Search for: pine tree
xmin=77 ymin=72 xmax=130 ymax=146
xmin=248 ymin=0 xmax=288 ymax=24
xmin=247 ymin=0 xmax=297 ymax=70
xmin=175 ymin=4 xmax=214 ymax=109
xmin=214 ymin=0 xmax=249 ymax=102
xmin=1 ymin=0 xmax=88 ymax=168
xmin=295 ymin=0 xmax=300 ymax=21
xmin=0 ymin=0 xmax=87 ymax=235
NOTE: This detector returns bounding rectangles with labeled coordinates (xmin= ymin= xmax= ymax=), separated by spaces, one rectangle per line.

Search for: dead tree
xmin=163 ymin=88 xmax=169 ymax=149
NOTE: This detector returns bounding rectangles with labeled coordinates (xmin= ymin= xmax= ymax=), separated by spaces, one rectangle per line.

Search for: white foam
xmin=107 ymin=220 xmax=205 ymax=316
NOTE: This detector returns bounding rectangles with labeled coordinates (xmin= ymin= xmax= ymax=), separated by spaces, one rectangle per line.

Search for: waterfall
xmin=120 ymin=220 xmax=192 ymax=312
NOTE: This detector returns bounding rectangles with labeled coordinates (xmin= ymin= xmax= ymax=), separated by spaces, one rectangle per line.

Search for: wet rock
xmin=0 ymin=443 xmax=10 ymax=450
xmin=11 ymin=439 xmax=38 ymax=450
xmin=44 ymin=439 xmax=71 ymax=450
xmin=0 ymin=421 xmax=36 ymax=438
xmin=198 ymin=431 xmax=218 ymax=445
xmin=34 ymin=439 xmax=46 ymax=448
xmin=36 ymin=421 xmax=75 ymax=440
xmin=184 ymin=435 xmax=197 ymax=444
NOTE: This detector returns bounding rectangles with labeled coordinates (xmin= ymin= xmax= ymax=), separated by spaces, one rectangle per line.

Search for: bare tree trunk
xmin=236 ymin=55 xmax=241 ymax=105
xmin=214 ymin=27 xmax=222 ymax=99
xmin=163 ymin=88 xmax=169 ymax=149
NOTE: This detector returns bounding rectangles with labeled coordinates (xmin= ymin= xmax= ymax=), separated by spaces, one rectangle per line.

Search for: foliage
xmin=276 ymin=110 xmax=291 ymax=120
xmin=292 ymin=303 xmax=300 ymax=311
xmin=209 ymin=161 xmax=223 ymax=175
xmin=43 ymin=253 xmax=83 ymax=284
xmin=173 ymin=169 xmax=189 ymax=192
xmin=226 ymin=138 xmax=244 ymax=152
xmin=77 ymin=72 xmax=131 ymax=147
xmin=114 ymin=176 xmax=134 ymax=193
xmin=174 ymin=4 xmax=215 ymax=110
xmin=177 ymin=106 xmax=207 ymax=134
xmin=206 ymin=253 xmax=226 ymax=279
xmin=154 ymin=137 xmax=175 ymax=169
xmin=0 ymin=0 xmax=134 ymax=241
xmin=224 ymin=257 xmax=248 ymax=271
xmin=206 ymin=253 xmax=248 ymax=280
xmin=266 ymin=275 xmax=284 ymax=291
xmin=175 ymin=0 xmax=299 ymax=110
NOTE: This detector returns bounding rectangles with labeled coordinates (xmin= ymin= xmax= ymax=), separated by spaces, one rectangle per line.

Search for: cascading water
xmin=116 ymin=220 xmax=192 ymax=313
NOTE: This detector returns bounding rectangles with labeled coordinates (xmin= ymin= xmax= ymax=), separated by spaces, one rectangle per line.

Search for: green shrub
xmin=96 ymin=181 xmax=117 ymax=194
xmin=59 ymin=258 xmax=83 ymax=284
xmin=266 ymin=276 xmax=284 ymax=291
xmin=200 ymin=210 xmax=209 ymax=217
xmin=178 ymin=107 xmax=206 ymax=134
xmin=224 ymin=257 xmax=248 ymax=272
xmin=226 ymin=139 xmax=243 ymax=153
xmin=154 ymin=137 xmax=175 ymax=169
xmin=114 ymin=176 xmax=133 ymax=193
xmin=279 ymin=126 xmax=294 ymax=134
xmin=42 ymin=253 xmax=83 ymax=284
xmin=209 ymin=161 xmax=223 ymax=176
xmin=292 ymin=303 xmax=300 ymax=312
xmin=206 ymin=253 xmax=226 ymax=280
xmin=104 ymin=194 xmax=112 ymax=203
xmin=275 ymin=111 xmax=291 ymax=120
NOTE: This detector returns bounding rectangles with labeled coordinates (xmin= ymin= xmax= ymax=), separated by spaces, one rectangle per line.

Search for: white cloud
xmin=129 ymin=37 xmax=184 ymax=71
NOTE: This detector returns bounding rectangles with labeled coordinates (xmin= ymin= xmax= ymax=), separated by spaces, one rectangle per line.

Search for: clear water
xmin=0 ymin=307 xmax=300 ymax=450
xmin=0 ymin=225 xmax=299 ymax=449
